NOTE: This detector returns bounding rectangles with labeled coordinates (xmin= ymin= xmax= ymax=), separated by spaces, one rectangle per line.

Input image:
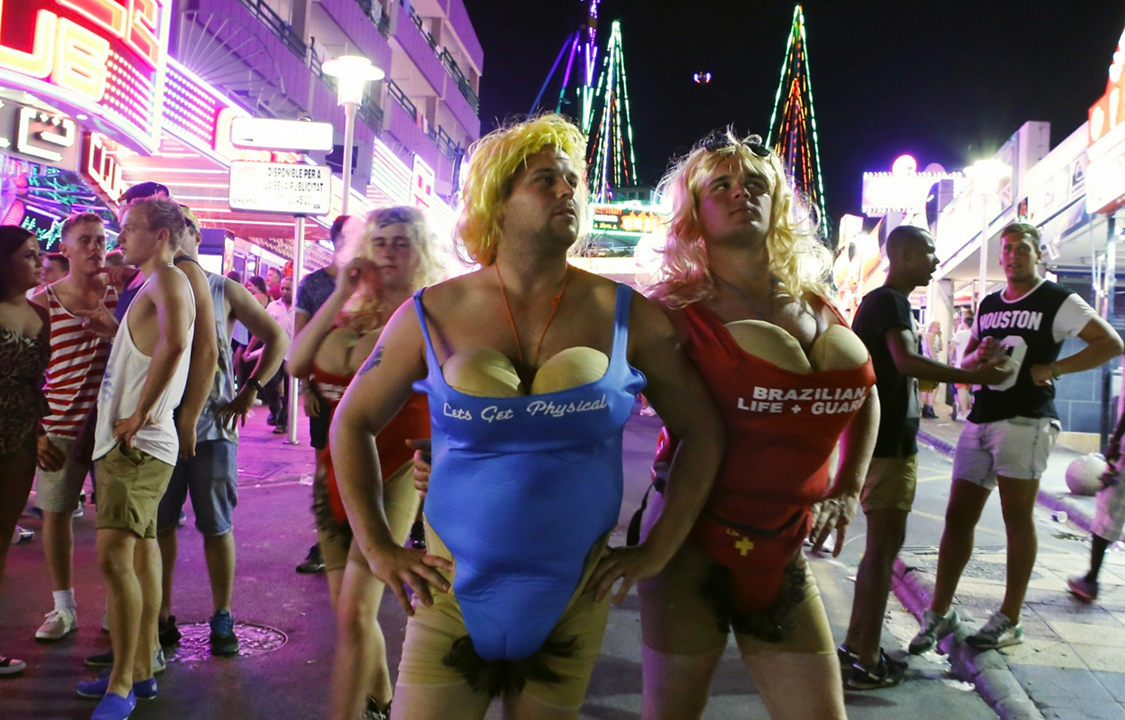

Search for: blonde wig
xmin=455 ymin=113 xmax=588 ymax=266
xmin=647 ymin=129 xmax=831 ymax=308
xmin=337 ymin=206 xmax=445 ymax=333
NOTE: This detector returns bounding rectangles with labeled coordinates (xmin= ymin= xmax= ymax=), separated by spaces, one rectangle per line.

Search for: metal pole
xmin=977 ymin=196 xmax=989 ymax=309
xmin=287 ymin=214 xmax=306 ymax=445
xmin=341 ymin=101 xmax=356 ymax=216
xmin=1101 ymin=215 xmax=1117 ymax=448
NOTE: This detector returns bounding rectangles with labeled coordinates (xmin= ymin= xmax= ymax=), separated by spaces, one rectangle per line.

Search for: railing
xmin=386 ymin=78 xmax=419 ymax=120
xmin=237 ymin=0 xmax=306 ymax=60
xmin=387 ymin=0 xmax=479 ymax=114
xmin=353 ymin=0 xmax=391 ymax=38
xmin=309 ymin=45 xmax=384 ymax=133
xmin=386 ymin=79 xmax=462 ymax=164
xmin=438 ymin=47 xmax=479 ymax=114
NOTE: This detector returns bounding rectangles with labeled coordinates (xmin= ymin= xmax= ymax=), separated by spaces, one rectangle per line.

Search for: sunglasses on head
xmin=701 ymin=133 xmax=770 ymax=158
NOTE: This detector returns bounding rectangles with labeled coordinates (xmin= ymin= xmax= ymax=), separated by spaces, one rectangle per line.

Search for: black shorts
xmin=309 ymin=397 xmax=330 ymax=450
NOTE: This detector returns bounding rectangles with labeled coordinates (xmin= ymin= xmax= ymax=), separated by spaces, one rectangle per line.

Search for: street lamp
xmin=968 ymin=158 xmax=1012 ymax=307
xmin=321 ymin=55 xmax=384 ymax=215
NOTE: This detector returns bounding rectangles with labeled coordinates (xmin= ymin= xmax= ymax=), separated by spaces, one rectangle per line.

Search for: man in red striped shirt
xmin=30 ymin=212 xmax=117 ymax=641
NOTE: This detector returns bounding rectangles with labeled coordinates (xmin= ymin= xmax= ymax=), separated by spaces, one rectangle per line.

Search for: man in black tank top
xmin=911 ymin=223 xmax=1123 ymax=654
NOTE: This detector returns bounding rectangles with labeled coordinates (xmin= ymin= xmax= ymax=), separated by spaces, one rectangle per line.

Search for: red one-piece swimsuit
xmin=655 ymin=301 xmax=876 ymax=614
xmin=312 ymin=366 xmax=431 ymax=524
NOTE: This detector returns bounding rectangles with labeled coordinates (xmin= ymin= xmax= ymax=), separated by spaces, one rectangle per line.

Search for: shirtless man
xmin=75 ymin=199 xmax=196 ymax=720
xmin=31 ymin=214 xmax=116 ymax=642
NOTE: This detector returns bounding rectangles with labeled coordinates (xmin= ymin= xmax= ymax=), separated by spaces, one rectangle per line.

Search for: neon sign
xmin=0 ymin=0 xmax=171 ymax=153
xmin=1088 ymin=26 xmax=1125 ymax=213
xmin=590 ymin=204 xmax=663 ymax=235
xmin=0 ymin=99 xmax=79 ymax=169
xmin=83 ymin=132 xmax=125 ymax=202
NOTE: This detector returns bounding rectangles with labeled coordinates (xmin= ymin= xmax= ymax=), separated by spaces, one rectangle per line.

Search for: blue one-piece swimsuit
xmin=412 ymin=283 xmax=646 ymax=662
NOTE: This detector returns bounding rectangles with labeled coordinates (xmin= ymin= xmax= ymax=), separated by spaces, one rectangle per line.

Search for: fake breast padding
xmin=443 ymin=346 xmax=609 ymax=396
xmin=725 ymin=321 xmax=868 ymax=373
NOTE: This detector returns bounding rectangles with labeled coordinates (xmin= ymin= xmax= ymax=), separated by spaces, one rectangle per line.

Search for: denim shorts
xmin=156 ymin=440 xmax=238 ymax=535
xmin=952 ymin=417 xmax=1060 ymax=489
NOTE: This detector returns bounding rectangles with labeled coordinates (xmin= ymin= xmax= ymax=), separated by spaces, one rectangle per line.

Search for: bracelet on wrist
xmin=1051 ymin=361 xmax=1061 ymax=380
xmin=245 ymin=377 xmax=263 ymax=393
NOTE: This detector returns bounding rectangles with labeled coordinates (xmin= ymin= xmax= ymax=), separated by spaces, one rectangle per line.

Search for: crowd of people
xmin=0 ymin=113 xmax=1123 ymax=720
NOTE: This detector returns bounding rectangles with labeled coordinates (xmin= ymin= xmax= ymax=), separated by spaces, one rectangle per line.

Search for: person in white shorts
xmin=910 ymin=223 xmax=1122 ymax=653
xmin=1067 ymin=386 xmax=1125 ymax=602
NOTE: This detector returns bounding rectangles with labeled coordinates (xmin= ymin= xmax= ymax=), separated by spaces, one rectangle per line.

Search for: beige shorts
xmin=35 ymin=435 xmax=89 ymax=513
xmin=860 ymin=454 xmax=918 ymax=514
xmin=95 ymin=444 xmax=174 ymax=539
xmin=638 ymin=539 xmax=834 ymax=658
xmin=396 ymin=525 xmax=611 ymax=709
xmin=318 ymin=460 xmax=420 ymax=573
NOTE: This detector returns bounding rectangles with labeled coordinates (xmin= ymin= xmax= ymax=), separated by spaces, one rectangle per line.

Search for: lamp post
xmin=968 ymin=158 xmax=1012 ymax=308
xmin=321 ymin=55 xmax=384 ymax=215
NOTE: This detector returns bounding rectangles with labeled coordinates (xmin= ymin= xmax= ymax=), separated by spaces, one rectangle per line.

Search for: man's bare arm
xmin=219 ymin=279 xmax=290 ymax=428
xmin=886 ymin=329 xmax=1011 ymax=385
xmin=1029 ymin=317 xmax=1123 ymax=386
xmin=174 ymin=261 xmax=218 ymax=457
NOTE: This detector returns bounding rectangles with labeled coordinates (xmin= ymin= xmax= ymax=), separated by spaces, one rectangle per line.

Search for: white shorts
xmin=952 ymin=417 xmax=1060 ymax=489
xmin=1094 ymin=475 xmax=1125 ymax=542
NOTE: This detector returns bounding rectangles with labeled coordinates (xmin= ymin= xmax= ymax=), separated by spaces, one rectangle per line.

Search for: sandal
xmin=0 ymin=655 xmax=26 ymax=675
xmin=846 ymin=650 xmax=907 ymax=690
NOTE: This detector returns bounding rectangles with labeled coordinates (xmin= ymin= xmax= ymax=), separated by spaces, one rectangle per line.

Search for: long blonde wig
xmin=647 ymin=130 xmax=831 ymax=308
xmin=337 ymin=206 xmax=444 ymax=333
xmin=454 ymin=113 xmax=588 ymax=266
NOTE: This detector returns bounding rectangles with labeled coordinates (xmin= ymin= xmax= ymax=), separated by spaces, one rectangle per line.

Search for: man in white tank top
xmin=78 ymin=199 xmax=196 ymax=719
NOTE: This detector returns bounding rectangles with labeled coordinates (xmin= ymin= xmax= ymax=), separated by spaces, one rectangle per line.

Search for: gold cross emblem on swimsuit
xmin=735 ymin=536 xmax=754 ymax=556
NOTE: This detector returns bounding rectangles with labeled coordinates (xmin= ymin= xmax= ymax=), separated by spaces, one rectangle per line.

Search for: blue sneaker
xmin=210 ymin=609 xmax=240 ymax=656
xmin=77 ymin=674 xmax=157 ymax=700
xmin=91 ymin=690 xmax=136 ymax=720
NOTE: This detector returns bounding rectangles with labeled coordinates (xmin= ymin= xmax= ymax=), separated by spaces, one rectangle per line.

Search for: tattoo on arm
xmin=359 ymin=345 xmax=385 ymax=376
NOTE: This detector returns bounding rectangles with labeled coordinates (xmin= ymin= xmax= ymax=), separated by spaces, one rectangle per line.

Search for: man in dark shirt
xmin=841 ymin=225 xmax=1013 ymax=689
xmin=292 ymin=214 xmax=361 ymax=573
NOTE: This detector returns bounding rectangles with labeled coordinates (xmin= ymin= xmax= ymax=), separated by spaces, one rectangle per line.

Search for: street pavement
xmin=898 ymin=403 xmax=1125 ymax=720
xmin=2 ymin=403 xmax=1003 ymax=719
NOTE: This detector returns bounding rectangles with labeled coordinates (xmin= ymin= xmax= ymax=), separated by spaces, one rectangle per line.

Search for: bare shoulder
xmin=30 ymin=286 xmax=49 ymax=308
xmin=412 ymin=269 xmax=482 ymax=314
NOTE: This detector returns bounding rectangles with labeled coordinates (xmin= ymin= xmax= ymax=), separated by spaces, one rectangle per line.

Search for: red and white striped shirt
xmin=41 ymin=283 xmax=118 ymax=437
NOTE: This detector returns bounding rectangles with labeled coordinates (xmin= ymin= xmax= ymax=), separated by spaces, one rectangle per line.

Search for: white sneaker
xmin=35 ymin=608 xmax=77 ymax=640
xmin=966 ymin=611 xmax=1024 ymax=649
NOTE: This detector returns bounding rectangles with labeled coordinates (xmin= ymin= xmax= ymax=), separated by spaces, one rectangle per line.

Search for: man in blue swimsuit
xmin=330 ymin=114 xmax=725 ymax=719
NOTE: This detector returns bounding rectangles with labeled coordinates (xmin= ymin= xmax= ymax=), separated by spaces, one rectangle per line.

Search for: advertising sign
xmin=1087 ymin=26 xmax=1125 ymax=214
xmin=0 ymin=99 xmax=79 ymax=170
xmin=591 ymin=204 xmax=663 ymax=235
xmin=228 ymin=162 xmax=332 ymax=216
xmin=0 ymin=0 xmax=172 ymax=153
xmin=230 ymin=117 xmax=334 ymax=152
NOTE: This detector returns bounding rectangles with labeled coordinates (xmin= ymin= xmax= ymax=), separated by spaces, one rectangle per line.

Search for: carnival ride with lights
xmin=530 ymin=2 xmax=828 ymax=263
xmin=767 ymin=5 xmax=829 ymax=234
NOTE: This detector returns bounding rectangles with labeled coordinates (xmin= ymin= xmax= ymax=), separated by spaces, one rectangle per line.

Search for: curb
xmin=901 ymin=427 xmax=1094 ymax=720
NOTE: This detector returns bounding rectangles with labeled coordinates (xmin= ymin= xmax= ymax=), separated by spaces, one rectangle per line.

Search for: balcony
xmin=387 ymin=0 xmax=479 ymax=115
xmin=220 ymin=0 xmax=383 ymax=135
xmin=386 ymin=80 xmax=462 ymax=164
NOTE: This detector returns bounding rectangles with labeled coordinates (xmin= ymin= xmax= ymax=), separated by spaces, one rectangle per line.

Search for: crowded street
xmin=0 ymin=406 xmax=1023 ymax=719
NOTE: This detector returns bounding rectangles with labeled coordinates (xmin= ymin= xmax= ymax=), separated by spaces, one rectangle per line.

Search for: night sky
xmin=461 ymin=0 xmax=1125 ymax=231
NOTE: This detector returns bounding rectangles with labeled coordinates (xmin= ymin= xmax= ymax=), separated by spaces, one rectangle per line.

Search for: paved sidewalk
xmin=894 ymin=405 xmax=1125 ymax=720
